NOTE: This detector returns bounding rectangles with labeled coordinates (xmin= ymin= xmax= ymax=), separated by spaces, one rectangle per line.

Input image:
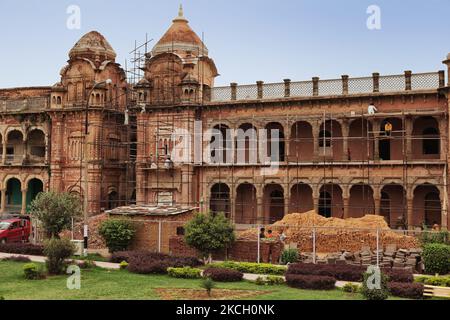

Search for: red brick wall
xmin=169 ymin=236 xmax=283 ymax=263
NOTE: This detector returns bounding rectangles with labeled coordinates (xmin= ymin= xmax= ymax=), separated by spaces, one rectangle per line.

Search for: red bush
xmin=203 ymin=267 xmax=243 ymax=282
xmin=0 ymin=243 xmax=44 ymax=256
xmin=383 ymin=269 xmax=414 ymax=283
xmin=285 ymin=274 xmax=336 ymax=290
xmin=111 ymin=250 xmax=203 ymax=268
xmin=287 ymin=263 xmax=365 ymax=282
xmin=127 ymin=257 xmax=171 ymax=274
xmin=388 ymin=282 xmax=424 ymax=299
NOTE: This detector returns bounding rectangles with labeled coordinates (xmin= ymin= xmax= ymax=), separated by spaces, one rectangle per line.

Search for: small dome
xmin=152 ymin=5 xmax=208 ymax=56
xmin=69 ymin=31 xmax=116 ymax=61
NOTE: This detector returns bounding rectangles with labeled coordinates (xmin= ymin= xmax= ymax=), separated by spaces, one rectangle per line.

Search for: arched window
xmin=319 ymin=191 xmax=332 ymax=218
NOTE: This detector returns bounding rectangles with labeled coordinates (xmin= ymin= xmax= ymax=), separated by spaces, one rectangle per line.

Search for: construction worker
xmin=384 ymin=121 xmax=393 ymax=137
xmin=368 ymin=103 xmax=378 ymax=115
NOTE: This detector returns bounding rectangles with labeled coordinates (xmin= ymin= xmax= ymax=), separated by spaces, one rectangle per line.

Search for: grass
xmin=0 ymin=260 xmax=367 ymax=300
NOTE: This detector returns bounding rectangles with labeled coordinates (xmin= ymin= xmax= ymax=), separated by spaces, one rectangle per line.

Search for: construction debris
xmin=238 ymin=211 xmax=419 ymax=253
xmin=60 ymin=214 xmax=107 ymax=249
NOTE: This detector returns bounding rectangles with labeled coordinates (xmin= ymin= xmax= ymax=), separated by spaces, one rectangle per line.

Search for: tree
xmin=185 ymin=212 xmax=235 ymax=263
xmin=29 ymin=192 xmax=82 ymax=238
xmin=99 ymin=219 xmax=136 ymax=253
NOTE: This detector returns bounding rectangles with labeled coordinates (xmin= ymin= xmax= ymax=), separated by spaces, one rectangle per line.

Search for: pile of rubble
xmin=300 ymin=246 xmax=423 ymax=272
xmin=238 ymin=211 xmax=419 ymax=253
xmin=59 ymin=213 xmax=107 ymax=249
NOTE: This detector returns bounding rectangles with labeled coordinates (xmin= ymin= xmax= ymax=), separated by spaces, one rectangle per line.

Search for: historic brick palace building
xmin=1 ymin=8 xmax=449 ymax=230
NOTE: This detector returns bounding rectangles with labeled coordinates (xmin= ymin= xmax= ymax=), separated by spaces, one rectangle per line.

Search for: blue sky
xmin=0 ymin=0 xmax=449 ymax=88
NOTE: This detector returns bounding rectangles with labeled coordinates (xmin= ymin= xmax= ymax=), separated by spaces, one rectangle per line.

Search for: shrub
xmin=210 ymin=261 xmax=286 ymax=275
xmin=110 ymin=251 xmax=203 ymax=267
xmin=388 ymin=282 xmax=424 ymax=299
xmin=203 ymin=267 xmax=243 ymax=282
xmin=185 ymin=212 xmax=235 ymax=262
xmin=255 ymin=275 xmax=285 ymax=286
xmin=201 ymin=278 xmax=215 ymax=297
xmin=23 ymin=263 xmax=45 ymax=280
xmin=128 ymin=258 xmax=170 ymax=274
xmin=420 ymin=230 xmax=449 ymax=245
xmin=384 ymin=269 xmax=414 ymax=283
xmin=29 ymin=192 xmax=82 ymax=238
xmin=168 ymin=267 xmax=202 ymax=279
xmin=1 ymin=255 xmax=31 ymax=263
xmin=99 ymin=219 xmax=136 ymax=253
xmin=416 ymin=276 xmax=450 ymax=287
xmin=285 ymin=274 xmax=336 ymax=290
xmin=360 ymin=270 xmax=389 ymax=300
xmin=422 ymin=243 xmax=450 ymax=275
xmin=43 ymin=238 xmax=75 ymax=275
xmin=281 ymin=249 xmax=299 ymax=265
xmin=119 ymin=261 xmax=129 ymax=270
xmin=0 ymin=243 xmax=44 ymax=256
xmin=342 ymin=283 xmax=360 ymax=293
xmin=287 ymin=263 xmax=365 ymax=282
xmin=77 ymin=260 xmax=96 ymax=269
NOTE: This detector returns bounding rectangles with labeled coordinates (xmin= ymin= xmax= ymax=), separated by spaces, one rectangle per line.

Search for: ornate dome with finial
xmin=69 ymin=31 xmax=116 ymax=61
xmin=151 ymin=5 xmax=208 ymax=57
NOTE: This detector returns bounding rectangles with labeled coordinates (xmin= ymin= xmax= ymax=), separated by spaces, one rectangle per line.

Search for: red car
xmin=0 ymin=217 xmax=32 ymax=244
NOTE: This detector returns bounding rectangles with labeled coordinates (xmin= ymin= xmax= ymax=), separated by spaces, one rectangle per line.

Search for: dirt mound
xmin=238 ymin=211 xmax=418 ymax=253
xmin=60 ymin=213 xmax=107 ymax=249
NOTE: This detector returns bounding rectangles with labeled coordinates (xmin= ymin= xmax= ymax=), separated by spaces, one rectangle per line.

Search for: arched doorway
xmin=26 ymin=178 xmax=44 ymax=211
xmin=6 ymin=130 xmax=24 ymax=164
xmin=210 ymin=183 xmax=231 ymax=217
xmin=265 ymin=122 xmax=285 ymax=162
xmin=263 ymin=184 xmax=285 ymax=224
xmin=210 ymin=124 xmax=231 ymax=164
xmin=28 ymin=129 xmax=46 ymax=162
xmin=379 ymin=118 xmax=403 ymax=160
xmin=349 ymin=184 xmax=375 ymax=218
xmin=235 ymin=123 xmax=257 ymax=164
xmin=413 ymin=184 xmax=441 ymax=227
xmin=290 ymin=122 xmax=313 ymax=162
xmin=380 ymin=184 xmax=406 ymax=227
xmin=235 ymin=183 xmax=257 ymax=224
xmin=6 ymin=178 xmax=22 ymax=212
xmin=107 ymin=191 xmax=119 ymax=210
xmin=412 ymin=116 xmax=440 ymax=159
xmin=318 ymin=184 xmax=344 ymax=218
xmin=289 ymin=183 xmax=313 ymax=213
xmin=318 ymin=120 xmax=343 ymax=161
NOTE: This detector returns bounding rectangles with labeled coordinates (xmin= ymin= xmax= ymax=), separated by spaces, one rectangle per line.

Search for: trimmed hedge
xmin=388 ymin=282 xmax=424 ymax=299
xmin=422 ymin=243 xmax=450 ymax=275
xmin=0 ymin=243 xmax=44 ymax=256
xmin=383 ymin=269 xmax=414 ymax=283
xmin=210 ymin=261 xmax=286 ymax=275
xmin=287 ymin=263 xmax=365 ymax=282
xmin=203 ymin=267 xmax=243 ymax=282
xmin=1 ymin=255 xmax=31 ymax=263
xmin=285 ymin=274 xmax=336 ymax=290
xmin=167 ymin=267 xmax=202 ymax=279
xmin=415 ymin=276 xmax=450 ymax=287
xmin=110 ymin=251 xmax=203 ymax=268
xmin=128 ymin=258 xmax=170 ymax=274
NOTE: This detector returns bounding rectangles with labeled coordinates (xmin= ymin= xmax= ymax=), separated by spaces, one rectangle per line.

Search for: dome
xmin=152 ymin=5 xmax=208 ymax=56
xmin=69 ymin=31 xmax=116 ymax=61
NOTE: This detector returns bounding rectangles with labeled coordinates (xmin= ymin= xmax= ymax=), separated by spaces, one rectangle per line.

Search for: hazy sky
xmin=0 ymin=0 xmax=449 ymax=88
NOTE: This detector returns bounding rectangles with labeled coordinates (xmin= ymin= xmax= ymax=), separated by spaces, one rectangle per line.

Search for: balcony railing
xmin=0 ymin=97 xmax=49 ymax=112
xmin=210 ymin=71 xmax=444 ymax=102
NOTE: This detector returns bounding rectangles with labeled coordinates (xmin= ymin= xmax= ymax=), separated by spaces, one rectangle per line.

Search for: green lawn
xmin=0 ymin=261 xmax=366 ymax=300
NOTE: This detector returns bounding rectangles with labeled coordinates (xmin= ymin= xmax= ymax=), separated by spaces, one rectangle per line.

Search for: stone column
xmin=0 ymin=189 xmax=6 ymax=213
xmin=2 ymin=140 xmax=6 ymax=164
xmin=342 ymin=75 xmax=349 ymax=95
xmin=230 ymin=83 xmax=237 ymax=101
xmin=404 ymin=71 xmax=412 ymax=91
xmin=256 ymin=187 xmax=264 ymax=225
xmin=230 ymin=184 xmax=236 ymax=223
xmin=312 ymin=77 xmax=319 ymax=96
xmin=405 ymin=116 xmax=413 ymax=161
xmin=406 ymin=188 xmax=414 ymax=229
xmin=373 ymin=119 xmax=380 ymax=160
xmin=373 ymin=73 xmax=380 ymax=93
xmin=341 ymin=119 xmax=349 ymax=161
xmin=342 ymin=187 xmax=350 ymax=218
xmin=312 ymin=187 xmax=320 ymax=213
xmin=439 ymin=117 xmax=447 ymax=161
xmin=284 ymin=79 xmax=291 ymax=98
xmin=256 ymin=81 xmax=264 ymax=99
xmin=21 ymin=189 xmax=27 ymax=215
xmin=373 ymin=186 xmax=381 ymax=216
xmin=312 ymin=121 xmax=320 ymax=161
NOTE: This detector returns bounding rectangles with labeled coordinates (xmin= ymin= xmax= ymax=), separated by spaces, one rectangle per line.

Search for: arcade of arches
xmin=0 ymin=177 xmax=45 ymax=214
xmin=209 ymin=182 xmax=443 ymax=228
xmin=208 ymin=116 xmax=444 ymax=163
